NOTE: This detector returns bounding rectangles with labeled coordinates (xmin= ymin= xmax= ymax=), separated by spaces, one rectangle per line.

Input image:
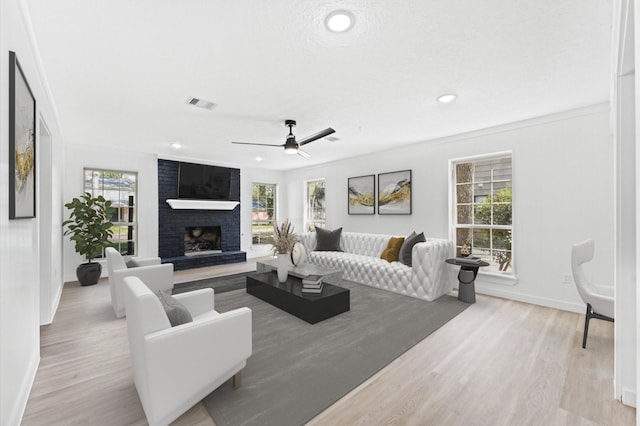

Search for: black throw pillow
xmin=315 ymin=227 xmax=343 ymax=251
xmin=398 ymin=231 xmax=426 ymax=266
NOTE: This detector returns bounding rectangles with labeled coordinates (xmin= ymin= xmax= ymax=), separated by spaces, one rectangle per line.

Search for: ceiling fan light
xmin=284 ymin=146 xmax=298 ymax=155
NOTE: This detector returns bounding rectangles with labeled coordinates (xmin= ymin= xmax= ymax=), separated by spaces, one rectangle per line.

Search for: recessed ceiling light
xmin=437 ymin=94 xmax=458 ymax=104
xmin=255 ymin=157 xmax=263 ymax=162
xmin=326 ymin=10 xmax=354 ymax=32
xmin=170 ymin=142 xmax=182 ymax=149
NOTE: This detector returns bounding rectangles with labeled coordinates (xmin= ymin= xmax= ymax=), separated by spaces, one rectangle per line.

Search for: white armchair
xmin=123 ymin=276 xmax=252 ymax=426
xmin=571 ymin=239 xmax=614 ymax=348
xmin=106 ymin=247 xmax=174 ymax=318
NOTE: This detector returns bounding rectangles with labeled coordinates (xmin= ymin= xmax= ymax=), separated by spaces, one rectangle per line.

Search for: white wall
xmin=284 ymin=105 xmax=614 ymax=313
xmin=0 ymin=0 xmax=65 ymax=423
xmin=62 ymin=144 xmax=159 ymax=281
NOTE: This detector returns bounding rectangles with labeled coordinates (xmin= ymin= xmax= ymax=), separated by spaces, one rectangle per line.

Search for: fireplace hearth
xmin=184 ymin=226 xmax=221 ymax=256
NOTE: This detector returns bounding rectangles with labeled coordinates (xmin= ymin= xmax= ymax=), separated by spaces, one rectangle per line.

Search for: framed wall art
xmin=9 ymin=51 xmax=36 ymax=219
xmin=348 ymin=174 xmax=375 ymax=215
xmin=378 ymin=170 xmax=411 ymax=215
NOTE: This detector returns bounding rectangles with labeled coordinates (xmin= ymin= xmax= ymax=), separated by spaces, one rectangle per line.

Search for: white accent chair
xmin=106 ymin=247 xmax=174 ymax=318
xmin=571 ymin=239 xmax=614 ymax=348
xmin=123 ymin=276 xmax=252 ymax=426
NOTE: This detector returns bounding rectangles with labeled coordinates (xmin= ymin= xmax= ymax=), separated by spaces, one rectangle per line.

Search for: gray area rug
xmin=192 ymin=272 xmax=469 ymax=426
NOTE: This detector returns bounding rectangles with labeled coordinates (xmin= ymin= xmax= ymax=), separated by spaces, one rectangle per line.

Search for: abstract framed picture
xmin=378 ymin=170 xmax=411 ymax=215
xmin=9 ymin=51 xmax=36 ymax=219
xmin=348 ymin=174 xmax=375 ymax=215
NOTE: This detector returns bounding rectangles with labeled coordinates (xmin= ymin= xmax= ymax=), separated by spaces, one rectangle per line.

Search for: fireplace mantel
xmin=166 ymin=199 xmax=240 ymax=210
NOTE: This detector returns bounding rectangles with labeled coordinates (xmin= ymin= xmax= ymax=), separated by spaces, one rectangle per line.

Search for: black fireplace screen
xmin=184 ymin=226 xmax=221 ymax=255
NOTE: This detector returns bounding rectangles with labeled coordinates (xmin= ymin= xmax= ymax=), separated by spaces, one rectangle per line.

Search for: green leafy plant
xmin=63 ymin=193 xmax=115 ymax=263
xmin=268 ymin=219 xmax=299 ymax=254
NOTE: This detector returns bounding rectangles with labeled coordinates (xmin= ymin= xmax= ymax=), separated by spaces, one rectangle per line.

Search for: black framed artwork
xmin=378 ymin=170 xmax=411 ymax=215
xmin=348 ymin=174 xmax=375 ymax=215
xmin=9 ymin=51 xmax=36 ymax=219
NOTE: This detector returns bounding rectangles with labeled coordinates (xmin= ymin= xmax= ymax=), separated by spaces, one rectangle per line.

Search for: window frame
xmin=449 ymin=151 xmax=517 ymax=284
xmin=251 ymin=182 xmax=277 ymax=246
xmin=305 ymin=178 xmax=326 ymax=232
xmin=83 ymin=168 xmax=138 ymax=258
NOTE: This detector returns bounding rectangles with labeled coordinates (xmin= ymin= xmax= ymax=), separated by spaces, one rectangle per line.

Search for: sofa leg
xmin=232 ymin=371 xmax=242 ymax=389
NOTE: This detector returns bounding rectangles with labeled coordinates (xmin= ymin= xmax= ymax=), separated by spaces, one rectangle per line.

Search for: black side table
xmin=445 ymin=258 xmax=490 ymax=303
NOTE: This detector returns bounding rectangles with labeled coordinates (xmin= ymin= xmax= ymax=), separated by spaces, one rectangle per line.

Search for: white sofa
xmin=299 ymin=231 xmax=455 ymax=302
xmin=123 ymin=276 xmax=252 ymax=426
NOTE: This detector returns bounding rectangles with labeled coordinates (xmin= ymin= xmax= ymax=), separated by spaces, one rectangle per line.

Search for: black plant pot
xmin=76 ymin=262 xmax=102 ymax=286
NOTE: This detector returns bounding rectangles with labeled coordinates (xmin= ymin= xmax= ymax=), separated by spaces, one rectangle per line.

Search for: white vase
xmin=277 ymin=252 xmax=290 ymax=283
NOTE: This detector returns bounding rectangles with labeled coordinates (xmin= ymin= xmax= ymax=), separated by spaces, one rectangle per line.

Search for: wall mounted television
xmin=177 ymin=162 xmax=236 ymax=201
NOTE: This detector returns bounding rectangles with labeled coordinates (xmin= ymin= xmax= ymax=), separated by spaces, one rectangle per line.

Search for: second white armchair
xmin=123 ymin=276 xmax=252 ymax=426
xmin=106 ymin=247 xmax=174 ymax=318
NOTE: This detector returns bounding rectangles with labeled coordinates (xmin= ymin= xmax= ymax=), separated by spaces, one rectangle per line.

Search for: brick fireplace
xmin=158 ymin=159 xmax=246 ymax=270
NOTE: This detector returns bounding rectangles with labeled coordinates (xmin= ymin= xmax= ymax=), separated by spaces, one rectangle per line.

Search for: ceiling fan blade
xmin=297 ymin=128 xmax=336 ymax=146
xmin=297 ymin=148 xmax=311 ymax=158
xmin=231 ymin=142 xmax=284 ymax=147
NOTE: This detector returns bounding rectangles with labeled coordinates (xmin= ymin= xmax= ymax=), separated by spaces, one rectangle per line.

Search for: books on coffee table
xmin=302 ymin=274 xmax=323 ymax=287
xmin=301 ymin=282 xmax=324 ymax=294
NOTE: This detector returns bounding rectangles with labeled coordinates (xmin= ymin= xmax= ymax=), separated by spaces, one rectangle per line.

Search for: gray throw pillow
xmin=126 ymin=258 xmax=140 ymax=268
xmin=156 ymin=291 xmax=193 ymax=326
xmin=315 ymin=227 xmax=343 ymax=251
xmin=398 ymin=231 xmax=426 ymax=266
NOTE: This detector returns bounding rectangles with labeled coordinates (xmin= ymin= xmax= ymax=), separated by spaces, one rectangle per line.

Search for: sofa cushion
xmin=398 ymin=232 xmax=426 ymax=266
xmin=156 ymin=291 xmax=193 ymax=326
xmin=315 ymin=227 xmax=343 ymax=251
xmin=380 ymin=237 xmax=405 ymax=262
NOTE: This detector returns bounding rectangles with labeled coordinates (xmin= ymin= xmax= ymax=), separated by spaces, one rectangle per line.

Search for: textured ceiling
xmin=24 ymin=0 xmax=612 ymax=170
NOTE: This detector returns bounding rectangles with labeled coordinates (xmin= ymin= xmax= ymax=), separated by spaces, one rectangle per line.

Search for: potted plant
xmin=268 ymin=219 xmax=299 ymax=282
xmin=63 ymin=192 xmax=115 ymax=286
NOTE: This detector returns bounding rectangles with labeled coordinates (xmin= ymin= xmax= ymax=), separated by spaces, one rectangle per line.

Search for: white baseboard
xmin=475 ymin=285 xmax=584 ymax=313
xmin=41 ymin=281 xmax=63 ymax=325
xmin=621 ymin=388 xmax=637 ymax=408
xmin=6 ymin=351 xmax=39 ymax=426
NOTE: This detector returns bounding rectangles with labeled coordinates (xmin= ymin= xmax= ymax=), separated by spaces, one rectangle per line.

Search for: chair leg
xmin=232 ymin=371 xmax=242 ymax=389
xmin=582 ymin=303 xmax=591 ymax=349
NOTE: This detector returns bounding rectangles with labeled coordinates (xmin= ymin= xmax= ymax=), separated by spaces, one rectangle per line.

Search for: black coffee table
xmin=246 ymin=272 xmax=350 ymax=324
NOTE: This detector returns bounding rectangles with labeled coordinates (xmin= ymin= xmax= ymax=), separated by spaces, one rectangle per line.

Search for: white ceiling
xmin=24 ymin=0 xmax=612 ymax=171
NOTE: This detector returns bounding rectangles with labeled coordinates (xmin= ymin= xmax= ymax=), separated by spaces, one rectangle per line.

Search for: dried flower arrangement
xmin=269 ymin=219 xmax=299 ymax=254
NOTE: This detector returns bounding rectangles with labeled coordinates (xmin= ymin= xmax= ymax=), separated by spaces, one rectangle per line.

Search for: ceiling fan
xmin=232 ymin=120 xmax=335 ymax=158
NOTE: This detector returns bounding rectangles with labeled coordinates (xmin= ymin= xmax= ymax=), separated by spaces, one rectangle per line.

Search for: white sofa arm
xmin=141 ymin=308 xmax=252 ymax=422
xmin=411 ymin=238 xmax=456 ymax=301
xmin=173 ymin=288 xmax=215 ymax=317
xmin=114 ymin=263 xmax=174 ymax=293
xmin=131 ymin=256 xmax=162 ymax=267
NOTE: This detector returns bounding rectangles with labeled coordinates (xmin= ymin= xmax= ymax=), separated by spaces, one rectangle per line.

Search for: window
xmin=84 ymin=169 xmax=137 ymax=257
xmin=252 ymin=183 xmax=276 ymax=244
xmin=452 ymin=154 xmax=513 ymax=274
xmin=306 ymin=179 xmax=325 ymax=231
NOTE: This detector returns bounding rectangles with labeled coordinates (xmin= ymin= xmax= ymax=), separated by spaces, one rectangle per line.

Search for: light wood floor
xmin=22 ymin=260 xmax=635 ymax=425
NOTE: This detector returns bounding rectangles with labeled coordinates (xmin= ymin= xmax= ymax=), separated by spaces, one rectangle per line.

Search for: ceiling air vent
xmin=185 ymin=97 xmax=217 ymax=110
